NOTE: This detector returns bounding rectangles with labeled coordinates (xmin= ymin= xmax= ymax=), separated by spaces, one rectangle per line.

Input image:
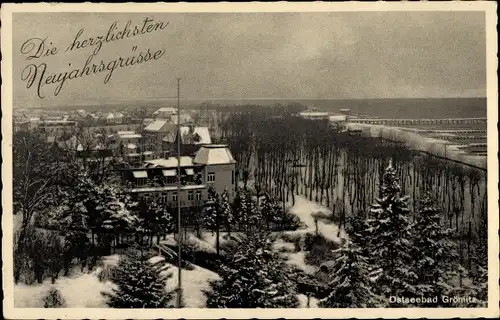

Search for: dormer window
xmin=132 ymin=171 xmax=148 ymax=186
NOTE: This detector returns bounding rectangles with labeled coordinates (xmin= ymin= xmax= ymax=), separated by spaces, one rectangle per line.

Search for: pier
xmin=349 ymin=117 xmax=486 ymax=126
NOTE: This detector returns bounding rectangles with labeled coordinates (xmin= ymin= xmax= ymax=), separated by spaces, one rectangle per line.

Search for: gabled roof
xmin=144 ymin=120 xmax=172 ymax=132
xmin=193 ymin=145 xmax=236 ymax=165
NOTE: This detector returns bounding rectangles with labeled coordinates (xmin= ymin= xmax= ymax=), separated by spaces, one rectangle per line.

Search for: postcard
xmin=1 ymin=2 xmax=498 ymax=319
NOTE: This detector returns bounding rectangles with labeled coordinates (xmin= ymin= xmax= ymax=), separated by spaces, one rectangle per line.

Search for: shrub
xmin=303 ymin=233 xmax=340 ymax=266
xmin=14 ymin=224 xmax=66 ymax=284
xmin=43 ymin=288 xmax=67 ymax=308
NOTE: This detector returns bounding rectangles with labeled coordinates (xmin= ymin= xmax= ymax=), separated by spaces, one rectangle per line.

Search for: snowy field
xmin=14 ymin=255 xmax=120 ymax=308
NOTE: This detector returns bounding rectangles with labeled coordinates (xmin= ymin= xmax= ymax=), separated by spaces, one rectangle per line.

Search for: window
xmin=232 ymin=170 xmax=235 ymax=184
xmin=207 ymin=172 xmax=215 ymax=183
xmin=195 ymin=191 xmax=202 ymax=201
xmin=136 ymin=178 xmax=146 ymax=186
xmin=166 ymin=176 xmax=176 ymax=184
xmin=162 ymin=194 xmax=168 ymax=203
xmin=188 ymin=191 xmax=194 ymax=201
xmin=172 ymin=192 xmax=178 ymax=202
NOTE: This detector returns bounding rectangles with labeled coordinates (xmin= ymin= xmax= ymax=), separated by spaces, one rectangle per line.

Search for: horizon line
xmin=15 ymin=96 xmax=487 ymax=106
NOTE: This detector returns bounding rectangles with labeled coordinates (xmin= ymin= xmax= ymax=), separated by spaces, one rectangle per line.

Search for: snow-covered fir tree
xmin=319 ymin=241 xmax=383 ymax=308
xmin=202 ymin=187 xmax=219 ymax=234
xmin=260 ymin=193 xmax=275 ymax=230
xmin=103 ymin=252 xmax=174 ymax=308
xmin=51 ymin=172 xmax=139 ymax=239
xmin=345 ymin=214 xmax=372 ymax=253
xmin=136 ymin=194 xmax=174 ymax=244
xmin=232 ymin=189 xmax=248 ymax=230
xmin=412 ymin=192 xmax=459 ymax=304
xmin=365 ymin=159 xmax=417 ymax=300
xmin=245 ymin=192 xmax=262 ymax=232
xmin=220 ymin=188 xmax=234 ymax=235
xmin=204 ymin=232 xmax=300 ymax=308
xmin=469 ymin=264 xmax=488 ymax=307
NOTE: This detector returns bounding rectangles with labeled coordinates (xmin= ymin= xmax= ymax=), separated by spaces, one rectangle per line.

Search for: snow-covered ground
xmin=298 ymin=294 xmax=319 ymax=308
xmin=150 ymin=256 xmax=221 ymax=307
xmin=14 ymin=253 xmax=220 ymax=308
xmin=14 ymin=255 xmax=120 ymax=308
xmin=285 ymin=195 xmax=347 ymax=245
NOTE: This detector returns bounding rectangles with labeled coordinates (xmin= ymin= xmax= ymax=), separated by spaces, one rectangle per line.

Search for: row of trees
xmin=200 ymin=188 xmax=302 ymax=254
xmin=218 ymin=110 xmax=487 ymax=273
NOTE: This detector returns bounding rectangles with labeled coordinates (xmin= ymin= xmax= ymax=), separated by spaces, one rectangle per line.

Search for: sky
xmin=12 ymin=11 xmax=486 ymax=106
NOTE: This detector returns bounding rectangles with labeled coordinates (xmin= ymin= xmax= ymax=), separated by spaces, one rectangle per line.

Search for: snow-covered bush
xmin=43 ymin=287 xmax=67 ymax=308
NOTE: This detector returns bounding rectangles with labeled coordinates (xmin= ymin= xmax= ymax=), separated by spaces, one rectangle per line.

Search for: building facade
xmin=120 ymin=144 xmax=236 ymax=208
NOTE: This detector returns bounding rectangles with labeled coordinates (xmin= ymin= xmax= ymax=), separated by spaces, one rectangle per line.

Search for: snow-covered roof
xmin=106 ymin=113 xmax=115 ymax=119
xmin=117 ymin=131 xmax=135 ymax=135
xmin=193 ymin=145 xmax=236 ymax=165
xmin=144 ymin=120 xmax=170 ymax=132
xmin=132 ymin=171 xmax=148 ymax=178
xmin=115 ymin=112 xmax=124 ymax=118
xmin=162 ymin=169 xmax=177 ymax=177
xmin=154 ymin=107 xmax=177 ymax=113
xmin=145 ymin=156 xmax=194 ymax=168
xmin=127 ymin=143 xmax=137 ymax=149
xmin=120 ymin=134 xmax=142 ymax=139
xmin=177 ymin=126 xmax=211 ymax=144
xmin=329 ymin=115 xmax=347 ymax=122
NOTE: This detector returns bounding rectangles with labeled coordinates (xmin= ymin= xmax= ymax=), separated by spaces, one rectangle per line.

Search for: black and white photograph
xmin=2 ymin=2 xmax=498 ymax=319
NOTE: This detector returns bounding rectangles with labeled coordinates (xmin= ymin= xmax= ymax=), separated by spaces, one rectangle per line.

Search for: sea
xmin=18 ymin=97 xmax=487 ymax=119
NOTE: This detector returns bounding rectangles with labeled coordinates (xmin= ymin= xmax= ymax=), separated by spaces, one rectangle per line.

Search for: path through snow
xmin=285 ymin=195 xmax=347 ymax=244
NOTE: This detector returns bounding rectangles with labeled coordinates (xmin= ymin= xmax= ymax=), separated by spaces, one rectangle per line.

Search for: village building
xmin=105 ymin=112 xmax=124 ymax=124
xmin=120 ymin=144 xmax=236 ymax=208
xmin=153 ymin=107 xmax=177 ymax=119
xmin=170 ymin=112 xmax=194 ymax=125
xmin=143 ymin=120 xmax=176 ymax=157
xmin=162 ymin=124 xmax=212 ymax=157
xmin=115 ymin=131 xmax=156 ymax=163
